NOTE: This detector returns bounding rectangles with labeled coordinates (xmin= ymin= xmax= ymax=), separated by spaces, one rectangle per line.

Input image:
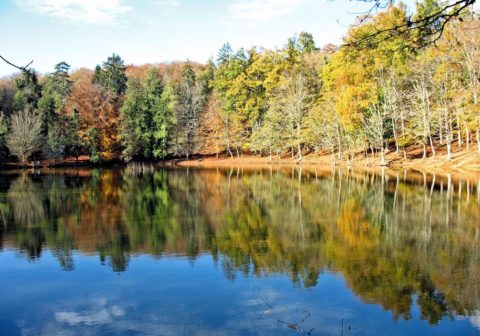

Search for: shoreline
xmin=174 ymin=147 xmax=480 ymax=172
xmin=2 ymin=143 xmax=480 ymax=173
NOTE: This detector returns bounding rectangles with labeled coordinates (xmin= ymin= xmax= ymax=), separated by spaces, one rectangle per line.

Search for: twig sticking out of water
xmin=340 ymin=319 xmax=354 ymax=335
xmin=258 ymin=295 xmax=272 ymax=309
xmin=257 ymin=294 xmax=272 ymax=320
xmin=300 ymin=310 xmax=311 ymax=323
xmin=277 ymin=320 xmax=315 ymax=335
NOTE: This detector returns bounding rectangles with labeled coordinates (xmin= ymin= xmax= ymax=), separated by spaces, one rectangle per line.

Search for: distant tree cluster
xmin=0 ymin=0 xmax=479 ymax=165
xmin=0 ymin=54 xmax=212 ymax=164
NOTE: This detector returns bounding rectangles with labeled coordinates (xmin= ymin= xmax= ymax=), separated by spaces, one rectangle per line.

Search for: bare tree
xmin=410 ymin=72 xmax=437 ymax=159
xmin=454 ymin=20 xmax=480 ymax=152
xmin=6 ymin=108 xmax=43 ymax=165
xmin=275 ymin=73 xmax=311 ymax=161
xmin=364 ymin=100 xmax=389 ymax=165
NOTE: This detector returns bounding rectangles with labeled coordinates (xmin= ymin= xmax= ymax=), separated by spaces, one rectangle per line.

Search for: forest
xmin=0 ymin=1 xmax=479 ymax=166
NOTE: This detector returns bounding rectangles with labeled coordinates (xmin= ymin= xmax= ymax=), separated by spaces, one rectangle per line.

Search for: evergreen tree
xmin=13 ymin=70 xmax=41 ymax=112
xmin=65 ymin=108 xmax=83 ymax=160
xmin=38 ymin=62 xmax=73 ymax=159
xmin=94 ymin=54 xmax=127 ymax=96
xmin=120 ymin=67 xmax=175 ymax=161
xmin=177 ymin=63 xmax=203 ymax=159
xmin=153 ymin=82 xmax=175 ymax=160
xmin=217 ymin=43 xmax=234 ymax=65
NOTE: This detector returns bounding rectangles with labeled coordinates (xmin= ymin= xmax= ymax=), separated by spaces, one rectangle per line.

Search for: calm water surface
xmin=0 ymin=167 xmax=479 ymax=335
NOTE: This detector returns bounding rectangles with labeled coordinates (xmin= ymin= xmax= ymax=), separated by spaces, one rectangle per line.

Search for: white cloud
xmin=155 ymin=0 xmax=180 ymax=7
xmin=228 ymin=0 xmax=306 ymax=25
xmin=15 ymin=0 xmax=132 ymax=25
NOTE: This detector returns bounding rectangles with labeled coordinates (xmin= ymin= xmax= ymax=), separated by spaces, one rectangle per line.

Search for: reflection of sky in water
xmin=1 ymin=250 xmax=477 ymax=336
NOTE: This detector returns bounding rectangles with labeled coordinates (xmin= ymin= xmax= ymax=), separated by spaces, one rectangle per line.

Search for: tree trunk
xmin=477 ymin=128 xmax=480 ymax=153
xmin=380 ymin=145 xmax=386 ymax=166
xmin=447 ymin=139 xmax=452 ymax=161
xmin=456 ymin=111 xmax=463 ymax=147
xmin=297 ymin=122 xmax=302 ymax=160
xmin=465 ymin=127 xmax=470 ymax=150
xmin=215 ymin=131 xmax=219 ymax=159
xmin=331 ymin=144 xmax=336 ymax=165
xmin=392 ymin=117 xmax=399 ymax=153
xmin=225 ymin=117 xmax=234 ymax=158
xmin=429 ymin=136 xmax=435 ymax=159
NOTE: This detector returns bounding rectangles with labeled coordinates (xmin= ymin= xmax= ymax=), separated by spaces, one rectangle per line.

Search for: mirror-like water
xmin=0 ymin=167 xmax=479 ymax=336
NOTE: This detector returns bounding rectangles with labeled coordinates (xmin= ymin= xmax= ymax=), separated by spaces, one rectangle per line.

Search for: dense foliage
xmin=0 ymin=2 xmax=479 ymax=165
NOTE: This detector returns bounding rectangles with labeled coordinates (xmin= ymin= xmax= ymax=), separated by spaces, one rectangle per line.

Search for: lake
xmin=0 ymin=166 xmax=479 ymax=336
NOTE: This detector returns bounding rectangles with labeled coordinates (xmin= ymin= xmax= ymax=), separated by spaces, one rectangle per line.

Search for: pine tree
xmin=153 ymin=82 xmax=175 ymax=160
xmin=177 ymin=63 xmax=203 ymax=159
xmin=95 ymin=54 xmax=127 ymax=96
xmin=13 ymin=70 xmax=41 ymax=112
xmin=38 ymin=62 xmax=73 ymax=159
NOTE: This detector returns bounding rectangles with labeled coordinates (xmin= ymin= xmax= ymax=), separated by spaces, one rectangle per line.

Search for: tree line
xmin=0 ymin=1 xmax=479 ymax=165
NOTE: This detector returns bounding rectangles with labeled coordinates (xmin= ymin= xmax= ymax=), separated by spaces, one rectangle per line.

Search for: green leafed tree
xmin=120 ymin=67 xmax=175 ymax=161
xmin=65 ymin=108 xmax=83 ymax=160
xmin=86 ymin=127 xmax=101 ymax=164
xmin=94 ymin=54 xmax=127 ymax=97
xmin=38 ymin=62 xmax=73 ymax=159
xmin=13 ymin=70 xmax=41 ymax=112
xmin=152 ymin=81 xmax=176 ymax=160
xmin=177 ymin=63 xmax=204 ymax=159
xmin=120 ymin=78 xmax=145 ymax=161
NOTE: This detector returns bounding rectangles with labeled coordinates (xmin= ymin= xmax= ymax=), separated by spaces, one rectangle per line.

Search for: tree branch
xmin=343 ymin=0 xmax=477 ymax=50
xmin=0 ymin=55 xmax=34 ymax=72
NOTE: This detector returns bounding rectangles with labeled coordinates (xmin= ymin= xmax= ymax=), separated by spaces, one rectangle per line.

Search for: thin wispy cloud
xmin=15 ymin=0 xmax=133 ymax=25
xmin=155 ymin=0 xmax=180 ymax=7
xmin=228 ymin=0 xmax=306 ymax=25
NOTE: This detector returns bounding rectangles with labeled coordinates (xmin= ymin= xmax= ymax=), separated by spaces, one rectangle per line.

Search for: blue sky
xmin=0 ymin=0 xmax=411 ymax=77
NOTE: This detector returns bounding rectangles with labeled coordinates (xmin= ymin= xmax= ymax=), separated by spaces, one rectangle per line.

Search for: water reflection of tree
xmin=7 ymin=174 xmax=46 ymax=258
xmin=5 ymin=174 xmax=76 ymax=268
xmin=8 ymin=174 xmax=45 ymax=227
xmin=2 ymin=168 xmax=480 ymax=323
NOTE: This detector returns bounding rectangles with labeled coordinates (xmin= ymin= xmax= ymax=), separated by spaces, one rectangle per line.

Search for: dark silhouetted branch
xmin=0 ymin=55 xmax=34 ymax=72
xmin=343 ymin=0 xmax=477 ymax=50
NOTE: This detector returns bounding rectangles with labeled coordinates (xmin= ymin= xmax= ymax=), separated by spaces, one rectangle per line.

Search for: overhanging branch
xmin=0 ymin=55 xmax=34 ymax=72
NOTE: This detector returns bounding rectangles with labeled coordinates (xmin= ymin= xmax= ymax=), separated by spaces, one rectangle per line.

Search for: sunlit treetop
xmin=345 ymin=0 xmax=477 ymax=50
